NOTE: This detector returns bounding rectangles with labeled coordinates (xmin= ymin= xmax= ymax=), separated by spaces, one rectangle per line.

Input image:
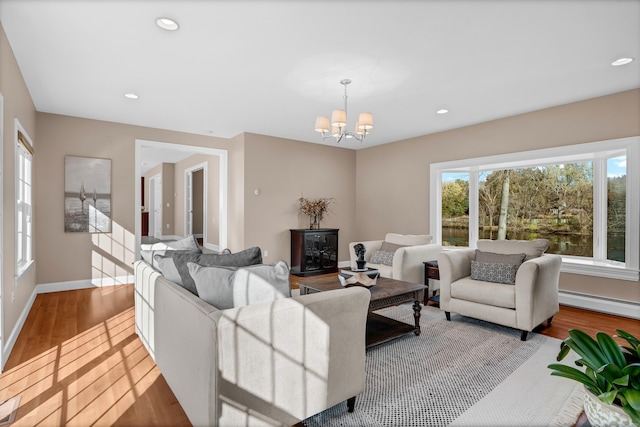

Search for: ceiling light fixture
xmin=124 ymin=93 xmax=139 ymax=99
xmin=436 ymin=109 xmax=449 ymax=114
xmin=156 ymin=17 xmax=179 ymax=31
xmin=314 ymin=79 xmax=373 ymax=143
xmin=611 ymin=57 xmax=634 ymax=66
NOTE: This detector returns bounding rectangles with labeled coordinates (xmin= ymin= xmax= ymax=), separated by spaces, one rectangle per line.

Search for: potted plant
xmin=547 ymin=329 xmax=640 ymax=426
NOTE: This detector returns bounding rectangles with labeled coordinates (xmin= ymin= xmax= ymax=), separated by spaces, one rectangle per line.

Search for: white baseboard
xmin=559 ymin=290 xmax=640 ymax=320
xmin=2 ymin=288 xmax=37 ymax=371
xmin=338 ymin=260 xmax=351 ymax=268
xmin=1 ymin=275 xmax=133 ymax=371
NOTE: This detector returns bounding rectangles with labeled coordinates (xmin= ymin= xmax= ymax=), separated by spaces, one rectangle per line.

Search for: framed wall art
xmin=64 ymin=155 xmax=112 ymax=233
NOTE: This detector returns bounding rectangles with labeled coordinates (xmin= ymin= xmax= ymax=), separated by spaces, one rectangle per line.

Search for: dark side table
xmin=423 ymin=260 xmax=440 ymax=306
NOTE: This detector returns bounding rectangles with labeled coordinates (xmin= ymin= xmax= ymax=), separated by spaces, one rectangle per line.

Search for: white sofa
xmin=437 ymin=239 xmax=562 ymax=341
xmin=349 ymin=233 xmax=443 ymax=291
xmin=134 ymin=259 xmax=371 ymax=426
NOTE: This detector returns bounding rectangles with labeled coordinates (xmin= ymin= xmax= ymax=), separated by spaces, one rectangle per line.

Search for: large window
xmin=16 ymin=123 xmax=33 ymax=275
xmin=430 ymin=138 xmax=639 ymax=281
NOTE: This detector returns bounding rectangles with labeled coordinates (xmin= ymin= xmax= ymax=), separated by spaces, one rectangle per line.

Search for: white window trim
xmin=430 ymin=137 xmax=639 ymax=282
xmin=15 ymin=119 xmax=34 ymax=278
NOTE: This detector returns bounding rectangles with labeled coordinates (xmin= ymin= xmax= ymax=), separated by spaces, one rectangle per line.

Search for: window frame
xmin=15 ymin=120 xmax=34 ymax=277
xmin=430 ymin=137 xmax=639 ymax=281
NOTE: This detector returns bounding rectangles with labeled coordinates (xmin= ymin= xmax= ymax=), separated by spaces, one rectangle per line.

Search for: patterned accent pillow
xmin=470 ymin=260 xmax=520 ymax=285
xmin=369 ymin=250 xmax=395 ymax=266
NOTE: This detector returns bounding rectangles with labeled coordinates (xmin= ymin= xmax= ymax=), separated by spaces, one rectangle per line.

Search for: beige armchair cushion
xmin=477 ymin=239 xmax=549 ymax=260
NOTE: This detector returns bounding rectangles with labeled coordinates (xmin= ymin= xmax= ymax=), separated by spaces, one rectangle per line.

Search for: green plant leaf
xmin=556 ymin=340 xmax=572 ymax=361
xmin=597 ymin=332 xmax=627 ymax=367
xmin=621 ymin=388 xmax=640 ymax=411
xmin=567 ymin=329 xmax=607 ymax=369
xmin=597 ymin=364 xmax=627 ymax=385
xmin=548 ymin=363 xmax=600 ymax=391
xmin=616 ymin=329 xmax=640 ymax=354
xmin=598 ymin=390 xmax=618 ymax=405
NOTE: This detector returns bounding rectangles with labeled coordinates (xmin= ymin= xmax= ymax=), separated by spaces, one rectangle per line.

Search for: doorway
xmin=134 ymin=139 xmax=228 ymax=256
xmin=185 ymin=165 xmax=206 ymax=243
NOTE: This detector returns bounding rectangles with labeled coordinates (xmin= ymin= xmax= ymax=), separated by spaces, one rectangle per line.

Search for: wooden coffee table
xmin=298 ymin=276 xmax=426 ymax=348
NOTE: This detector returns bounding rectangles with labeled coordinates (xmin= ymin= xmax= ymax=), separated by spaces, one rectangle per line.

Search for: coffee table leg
xmin=413 ymin=300 xmax=421 ymax=336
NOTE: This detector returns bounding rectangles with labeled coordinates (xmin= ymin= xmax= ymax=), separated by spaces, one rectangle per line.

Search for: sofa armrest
xmin=514 ymin=254 xmax=562 ymax=330
xmin=437 ymin=249 xmax=475 ymax=308
xmin=392 ymin=244 xmax=443 ymax=287
xmin=215 ymin=286 xmax=371 ymax=425
xmin=349 ymin=240 xmax=383 ymax=269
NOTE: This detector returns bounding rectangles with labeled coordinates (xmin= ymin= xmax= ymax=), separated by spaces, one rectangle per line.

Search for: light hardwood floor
xmin=1 ymin=280 xmax=638 ymax=426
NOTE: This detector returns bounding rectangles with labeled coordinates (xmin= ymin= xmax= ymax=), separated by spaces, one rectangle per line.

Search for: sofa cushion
xmin=369 ymin=250 xmax=395 ymax=266
xmin=384 ymin=233 xmax=432 ymax=246
xmin=450 ymin=276 xmax=516 ymax=309
xmin=140 ymin=235 xmax=201 ymax=268
xmin=154 ymin=251 xmax=202 ymax=293
xmin=379 ymin=241 xmax=406 ymax=253
xmin=156 ymin=247 xmax=263 ymax=295
xmin=188 ymin=261 xmax=290 ymax=309
xmin=475 ymin=250 xmax=526 ymax=265
xmin=477 ymin=239 xmax=549 ymax=260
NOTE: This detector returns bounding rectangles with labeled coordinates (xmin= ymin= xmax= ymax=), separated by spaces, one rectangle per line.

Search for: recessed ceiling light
xmin=611 ymin=57 xmax=634 ymax=66
xmin=156 ymin=17 xmax=179 ymax=31
xmin=436 ymin=109 xmax=449 ymax=114
xmin=124 ymin=93 xmax=139 ymax=99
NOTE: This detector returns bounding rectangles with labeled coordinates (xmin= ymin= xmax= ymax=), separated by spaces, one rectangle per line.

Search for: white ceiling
xmin=1 ymin=0 xmax=638 ymax=152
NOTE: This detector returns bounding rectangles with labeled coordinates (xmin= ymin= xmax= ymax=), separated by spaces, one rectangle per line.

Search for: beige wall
xmin=243 ymin=133 xmax=357 ymax=265
xmin=1 ymin=23 xmax=38 ymax=353
xmin=356 ymin=89 xmax=640 ymax=304
xmin=34 ymin=113 xmax=237 ymax=288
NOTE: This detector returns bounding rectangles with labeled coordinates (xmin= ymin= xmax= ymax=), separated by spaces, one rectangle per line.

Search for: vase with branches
xmin=298 ymin=197 xmax=334 ymax=229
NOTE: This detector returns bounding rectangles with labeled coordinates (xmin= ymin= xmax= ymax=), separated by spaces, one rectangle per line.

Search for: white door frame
xmin=148 ymin=173 xmax=162 ymax=238
xmin=184 ymin=162 xmax=208 ymax=245
xmin=134 ymin=139 xmax=228 ymax=258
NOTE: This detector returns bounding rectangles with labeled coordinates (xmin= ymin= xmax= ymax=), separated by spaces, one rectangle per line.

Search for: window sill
xmin=560 ymin=257 xmax=638 ymax=282
xmin=16 ymin=260 xmax=35 ymax=280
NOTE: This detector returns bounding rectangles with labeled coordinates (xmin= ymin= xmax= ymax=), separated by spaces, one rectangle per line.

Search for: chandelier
xmin=314 ymin=79 xmax=373 ymax=143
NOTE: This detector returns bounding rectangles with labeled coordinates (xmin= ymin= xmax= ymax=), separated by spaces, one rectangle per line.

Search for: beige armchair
xmin=437 ymin=239 xmax=561 ymax=341
xmin=349 ymin=233 xmax=442 ymax=291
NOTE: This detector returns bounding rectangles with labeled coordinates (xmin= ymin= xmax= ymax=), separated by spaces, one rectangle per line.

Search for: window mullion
xmin=592 ymin=158 xmax=606 ymax=261
xmin=468 ymin=168 xmax=479 ymax=248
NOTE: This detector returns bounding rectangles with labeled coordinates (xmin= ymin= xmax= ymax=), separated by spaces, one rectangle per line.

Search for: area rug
xmin=303 ymin=304 xmax=583 ymax=427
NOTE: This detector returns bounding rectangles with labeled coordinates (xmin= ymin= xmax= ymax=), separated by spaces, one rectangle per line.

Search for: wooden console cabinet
xmin=290 ymin=229 xmax=339 ymax=276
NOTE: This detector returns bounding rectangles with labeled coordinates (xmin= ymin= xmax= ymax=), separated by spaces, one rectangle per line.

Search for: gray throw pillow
xmin=188 ymin=261 xmax=290 ymax=309
xmin=154 ymin=251 xmax=202 ymax=294
xmin=167 ymin=235 xmax=200 ymax=251
xmin=474 ymin=250 xmax=526 ymax=265
xmin=369 ymin=250 xmax=395 ymax=266
xmin=470 ymin=260 xmax=520 ymax=285
xmin=140 ymin=235 xmax=202 ymax=269
xmin=162 ymin=247 xmax=264 ymax=295
xmin=379 ymin=241 xmax=407 ymax=253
